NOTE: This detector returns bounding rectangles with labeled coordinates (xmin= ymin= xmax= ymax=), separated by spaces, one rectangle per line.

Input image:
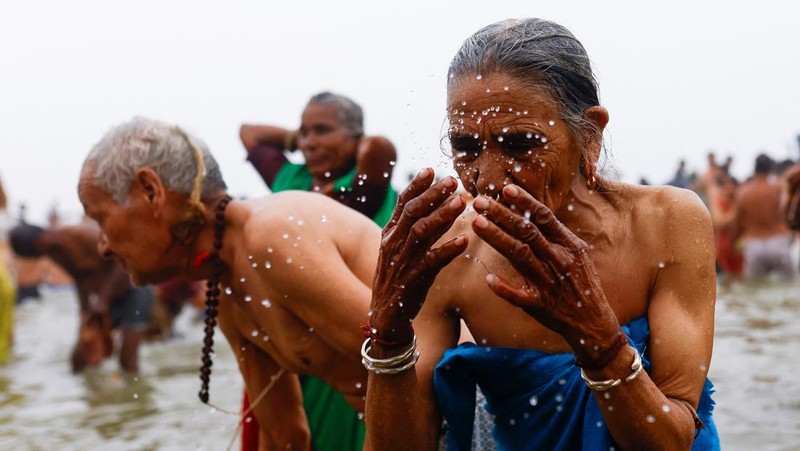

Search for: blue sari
xmin=433 ymin=318 xmax=719 ymax=450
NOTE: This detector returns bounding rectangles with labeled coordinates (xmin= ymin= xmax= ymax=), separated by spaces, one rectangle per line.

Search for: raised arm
xmin=239 ymin=124 xmax=295 ymax=188
xmin=365 ymin=170 xmax=468 ymax=450
xmin=332 ymin=136 xmax=397 ymax=219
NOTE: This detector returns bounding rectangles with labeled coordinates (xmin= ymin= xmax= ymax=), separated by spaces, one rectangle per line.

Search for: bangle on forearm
xmin=361 ymin=336 xmax=420 ymax=375
xmin=574 ymin=330 xmax=628 ymax=371
xmin=361 ymin=322 xmax=413 ymax=348
xmin=580 ymin=347 xmax=643 ymax=391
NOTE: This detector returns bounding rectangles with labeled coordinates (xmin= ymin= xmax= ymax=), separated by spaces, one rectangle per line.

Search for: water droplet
xmin=555 ymin=394 xmax=563 ymax=402
xmin=514 ymin=165 xmax=522 ymax=172
xmin=251 ymin=330 xmax=259 ymax=337
xmin=658 ymin=261 xmax=665 ymax=268
xmin=286 ymin=258 xmax=293 ymax=264
xmin=324 ymin=171 xmax=331 ymax=178
xmin=476 ymin=74 xmax=482 ymax=80
xmin=133 ymin=393 xmax=139 ymax=399
xmin=567 ymin=203 xmax=575 ymax=211
xmin=503 ymin=86 xmax=509 ymax=91
xmin=224 ymin=287 xmax=232 ymax=295
xmin=244 ymin=295 xmax=252 ymax=303
xmin=509 ymin=418 xmax=516 ymax=426
xmin=264 ymin=261 xmax=272 ymax=269
xmin=488 ymin=183 xmax=496 ymax=191
xmin=461 ymin=100 xmax=467 ymax=106
xmin=262 ymin=335 xmax=269 ymax=342
xmin=282 ymin=233 xmax=289 ymax=239
xmin=308 ymin=327 xmax=314 ymax=332
xmin=251 ymin=262 xmax=257 ymax=268
xmin=355 ymin=382 xmax=363 ymax=389
xmin=661 ymin=404 xmax=671 ymax=413
xmin=646 ymin=415 xmax=656 ymax=423
xmin=239 ymin=277 xmax=246 ymax=283
xmin=320 ymin=215 xmax=328 ymax=223
xmin=548 ymin=120 xmax=555 ymax=126
xmin=261 ymin=299 xmax=272 ymax=308
xmin=497 ymin=136 xmax=504 ymax=142
xmin=558 ymin=378 xmax=566 ymax=385
xmin=541 ymin=137 xmax=548 ymax=143
xmin=502 ymin=127 xmax=510 ymax=133
xmin=529 ymin=396 xmax=538 ymax=406
xmin=383 ymin=172 xmax=389 ymax=178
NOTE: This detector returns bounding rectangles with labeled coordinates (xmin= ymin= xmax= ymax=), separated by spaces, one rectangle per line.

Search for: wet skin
xmin=366 ymin=73 xmax=717 ymax=450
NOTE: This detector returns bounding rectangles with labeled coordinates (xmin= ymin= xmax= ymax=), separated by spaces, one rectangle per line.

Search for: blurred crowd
xmin=663 ymin=150 xmax=800 ymax=281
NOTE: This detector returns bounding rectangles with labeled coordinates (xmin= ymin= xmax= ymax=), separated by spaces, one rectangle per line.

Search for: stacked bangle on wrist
xmin=580 ymin=347 xmax=643 ymax=391
xmin=361 ymin=335 xmax=419 ymax=375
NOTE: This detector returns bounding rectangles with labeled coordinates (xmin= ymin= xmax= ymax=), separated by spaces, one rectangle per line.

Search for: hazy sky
xmin=1 ymin=0 xmax=799 ymax=223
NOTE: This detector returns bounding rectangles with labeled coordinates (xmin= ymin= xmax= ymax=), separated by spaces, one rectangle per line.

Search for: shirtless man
xmin=8 ymin=221 xmax=153 ymax=372
xmin=77 ymin=117 xmax=379 ymax=449
xmin=734 ymin=153 xmax=795 ymax=279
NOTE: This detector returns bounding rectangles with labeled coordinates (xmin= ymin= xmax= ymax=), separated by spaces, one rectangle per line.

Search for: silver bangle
xmin=581 ymin=347 xmax=643 ymax=391
xmin=361 ymin=336 xmax=419 ymax=375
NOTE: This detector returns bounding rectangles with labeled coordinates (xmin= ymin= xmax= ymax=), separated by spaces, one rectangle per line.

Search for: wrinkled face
xmin=297 ymin=102 xmax=359 ymax=180
xmin=77 ymin=166 xmax=180 ymax=285
xmin=447 ymin=73 xmax=584 ymax=210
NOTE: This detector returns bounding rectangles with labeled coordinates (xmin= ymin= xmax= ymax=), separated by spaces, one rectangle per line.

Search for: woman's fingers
xmin=500 ymin=185 xmax=586 ymax=252
xmin=471 ymin=213 xmax=552 ymax=282
xmin=387 ymin=168 xmax=435 ymax=229
xmin=394 ymin=173 xmax=460 ymax=239
xmin=485 ymin=273 xmax=542 ymax=311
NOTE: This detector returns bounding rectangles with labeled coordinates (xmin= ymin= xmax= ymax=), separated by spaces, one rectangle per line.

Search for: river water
xmin=1 ymin=281 xmax=798 ymax=450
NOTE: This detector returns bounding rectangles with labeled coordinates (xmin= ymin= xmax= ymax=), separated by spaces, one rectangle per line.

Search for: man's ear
xmin=131 ymin=168 xmax=166 ymax=215
xmin=580 ymin=106 xmax=609 ymax=180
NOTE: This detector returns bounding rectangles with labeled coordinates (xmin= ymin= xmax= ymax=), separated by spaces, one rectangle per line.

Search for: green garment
xmin=272 ymin=163 xmax=397 ymax=227
xmin=300 ymin=376 xmax=365 ymax=451
xmin=272 ymin=162 xmax=397 ymax=450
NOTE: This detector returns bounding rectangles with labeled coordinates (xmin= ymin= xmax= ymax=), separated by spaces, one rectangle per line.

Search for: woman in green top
xmin=239 ymin=92 xmax=398 ymax=451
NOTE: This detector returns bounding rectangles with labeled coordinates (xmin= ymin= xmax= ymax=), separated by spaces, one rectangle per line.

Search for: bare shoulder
xmin=623 ymin=183 xmax=712 ymax=242
xmin=238 ymin=191 xmax=381 ymax=255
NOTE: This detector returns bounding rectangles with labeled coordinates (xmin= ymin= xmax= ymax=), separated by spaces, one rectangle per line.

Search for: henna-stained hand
xmin=369 ymin=168 xmax=468 ymax=344
xmin=471 ymin=184 xmax=620 ymax=360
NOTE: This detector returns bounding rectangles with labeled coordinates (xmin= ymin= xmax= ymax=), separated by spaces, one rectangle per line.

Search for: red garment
xmin=241 ymin=391 xmax=259 ymax=451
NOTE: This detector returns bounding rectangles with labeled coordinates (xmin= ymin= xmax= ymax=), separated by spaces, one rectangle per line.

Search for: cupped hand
xmin=471 ymin=184 xmax=620 ymax=356
xmin=369 ymin=168 xmax=468 ymax=344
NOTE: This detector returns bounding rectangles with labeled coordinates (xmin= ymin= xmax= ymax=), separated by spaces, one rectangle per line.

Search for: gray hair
xmin=448 ymin=18 xmax=602 ymax=144
xmin=83 ymin=117 xmax=226 ymax=203
xmin=307 ymin=91 xmax=364 ymax=137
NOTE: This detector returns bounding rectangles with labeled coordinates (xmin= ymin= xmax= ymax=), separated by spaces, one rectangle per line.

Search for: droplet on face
xmin=261 ymin=299 xmax=272 ymax=307
xmin=244 ymin=295 xmax=252 ymax=303
xmin=567 ymin=203 xmax=575 ymax=212
xmin=262 ymin=335 xmax=269 ymax=342
xmin=355 ymin=382 xmax=363 ymax=389
xmin=461 ymin=100 xmax=467 ymax=106
xmin=320 ymin=215 xmax=328 ymax=223
xmin=646 ymin=415 xmax=656 ymax=424
xmin=548 ymin=120 xmax=555 ymax=126
xmin=476 ymin=74 xmax=482 ymax=80
xmin=286 ymin=258 xmax=293 ymax=264
xmin=282 ymin=233 xmax=289 ymax=239
xmin=264 ymin=261 xmax=272 ymax=269
xmin=224 ymin=287 xmax=232 ymax=295
xmin=324 ymin=171 xmax=331 ymax=178
xmin=514 ymin=165 xmax=522 ymax=173
xmin=658 ymin=261 xmax=665 ymax=268
xmin=251 ymin=330 xmax=258 ymax=337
